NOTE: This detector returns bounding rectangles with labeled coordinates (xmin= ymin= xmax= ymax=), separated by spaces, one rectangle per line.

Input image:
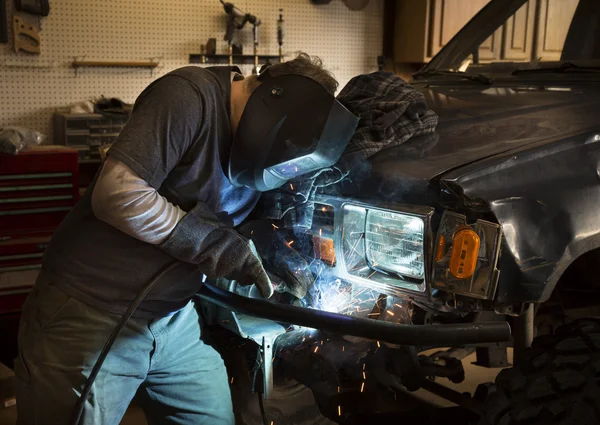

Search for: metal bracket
xmin=260 ymin=334 xmax=275 ymax=398
xmin=216 ymin=307 xmax=286 ymax=399
xmin=473 ymin=343 xmax=510 ymax=368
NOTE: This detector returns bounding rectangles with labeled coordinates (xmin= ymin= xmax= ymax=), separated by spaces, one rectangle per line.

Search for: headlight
xmin=365 ymin=210 xmax=425 ymax=279
xmin=341 ymin=204 xmax=429 ymax=291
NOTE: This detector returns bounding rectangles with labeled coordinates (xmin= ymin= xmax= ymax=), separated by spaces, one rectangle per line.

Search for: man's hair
xmin=245 ymin=53 xmax=338 ymax=95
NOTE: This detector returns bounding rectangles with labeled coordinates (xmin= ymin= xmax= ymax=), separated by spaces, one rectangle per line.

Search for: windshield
xmin=420 ymin=0 xmax=600 ymax=78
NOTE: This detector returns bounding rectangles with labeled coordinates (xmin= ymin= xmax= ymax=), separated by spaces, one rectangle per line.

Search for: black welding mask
xmin=228 ymin=68 xmax=359 ymax=192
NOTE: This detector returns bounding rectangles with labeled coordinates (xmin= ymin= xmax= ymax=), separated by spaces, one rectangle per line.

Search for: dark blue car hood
xmin=335 ymin=81 xmax=600 ymax=202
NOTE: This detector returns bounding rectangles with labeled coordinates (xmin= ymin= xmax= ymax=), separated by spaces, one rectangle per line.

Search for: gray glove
xmin=159 ymin=203 xmax=274 ymax=298
xmin=238 ymin=219 xmax=314 ymax=299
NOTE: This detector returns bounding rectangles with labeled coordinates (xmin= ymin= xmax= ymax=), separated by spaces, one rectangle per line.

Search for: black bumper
xmin=196 ymin=283 xmax=511 ymax=346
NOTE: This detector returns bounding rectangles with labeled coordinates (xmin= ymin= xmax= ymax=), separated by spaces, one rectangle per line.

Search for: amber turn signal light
xmin=449 ymin=228 xmax=480 ymax=279
xmin=435 ymin=235 xmax=446 ymax=262
xmin=313 ymin=235 xmax=336 ymax=266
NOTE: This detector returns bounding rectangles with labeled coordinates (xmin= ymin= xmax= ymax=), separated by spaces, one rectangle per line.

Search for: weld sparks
xmin=269 ymin=221 xmax=414 ymax=385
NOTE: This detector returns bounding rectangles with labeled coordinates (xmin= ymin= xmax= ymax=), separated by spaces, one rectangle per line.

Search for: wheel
xmin=477 ymin=319 xmax=600 ymax=425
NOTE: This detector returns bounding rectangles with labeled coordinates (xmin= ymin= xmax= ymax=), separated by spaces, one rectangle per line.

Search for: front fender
xmin=440 ymin=130 xmax=600 ymax=303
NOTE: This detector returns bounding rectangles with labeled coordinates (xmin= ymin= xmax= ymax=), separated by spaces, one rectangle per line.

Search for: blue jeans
xmin=14 ymin=278 xmax=234 ymax=425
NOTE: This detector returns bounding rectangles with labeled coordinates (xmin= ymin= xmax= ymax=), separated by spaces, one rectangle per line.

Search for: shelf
xmin=89 ymin=133 xmax=120 ymax=138
xmin=88 ymin=124 xmax=125 ymax=129
xmin=71 ymin=60 xmax=159 ymax=69
xmin=189 ymin=54 xmax=281 ymax=65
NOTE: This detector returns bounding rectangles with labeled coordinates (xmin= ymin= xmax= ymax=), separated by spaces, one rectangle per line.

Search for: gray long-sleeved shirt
xmin=91 ymin=156 xmax=186 ymax=244
xmin=42 ymin=66 xmax=260 ymax=317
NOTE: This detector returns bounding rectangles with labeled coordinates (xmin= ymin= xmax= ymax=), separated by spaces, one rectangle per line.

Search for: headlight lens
xmin=365 ymin=210 xmax=425 ymax=279
xmin=342 ymin=205 xmax=426 ymax=287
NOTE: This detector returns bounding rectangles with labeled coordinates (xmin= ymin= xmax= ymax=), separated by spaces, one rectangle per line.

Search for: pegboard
xmin=0 ymin=0 xmax=383 ymax=140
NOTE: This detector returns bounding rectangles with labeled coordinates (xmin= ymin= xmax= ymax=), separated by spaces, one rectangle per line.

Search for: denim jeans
xmin=14 ymin=277 xmax=234 ymax=425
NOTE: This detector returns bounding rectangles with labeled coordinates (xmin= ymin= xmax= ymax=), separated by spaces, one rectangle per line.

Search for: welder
xmin=13 ymin=54 xmax=358 ymax=424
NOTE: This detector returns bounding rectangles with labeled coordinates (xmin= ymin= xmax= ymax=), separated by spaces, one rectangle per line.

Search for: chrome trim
xmin=0 ymin=253 xmax=43 ymax=261
xmin=0 ymin=264 xmax=41 ymax=273
xmin=0 ymin=288 xmax=33 ymax=296
xmin=0 ymin=183 xmax=73 ymax=192
xmin=0 ymin=195 xmax=73 ymax=204
xmin=0 ymin=206 xmax=72 ymax=216
xmin=0 ymin=172 xmax=72 ymax=180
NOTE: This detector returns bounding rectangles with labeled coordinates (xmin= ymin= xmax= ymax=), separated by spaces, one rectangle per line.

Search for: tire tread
xmin=478 ymin=319 xmax=600 ymax=425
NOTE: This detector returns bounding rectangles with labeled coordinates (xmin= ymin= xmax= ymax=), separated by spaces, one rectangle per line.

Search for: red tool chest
xmin=0 ymin=146 xmax=79 ymax=237
xmin=0 ymin=147 xmax=80 ymax=365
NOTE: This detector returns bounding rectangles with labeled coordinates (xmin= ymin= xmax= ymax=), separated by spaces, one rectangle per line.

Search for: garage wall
xmin=0 ymin=0 xmax=383 ymax=140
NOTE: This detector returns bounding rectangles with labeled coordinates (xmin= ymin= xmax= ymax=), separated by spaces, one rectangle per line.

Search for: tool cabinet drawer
xmin=0 ymin=147 xmax=79 ymax=236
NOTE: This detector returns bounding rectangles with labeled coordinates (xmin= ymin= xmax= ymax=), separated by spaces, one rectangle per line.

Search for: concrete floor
xmin=0 ymin=349 xmax=511 ymax=425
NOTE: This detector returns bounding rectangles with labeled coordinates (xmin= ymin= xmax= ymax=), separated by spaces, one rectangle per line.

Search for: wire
xmin=257 ymin=393 xmax=268 ymax=425
xmin=251 ymin=344 xmax=261 ymax=393
xmin=252 ymin=344 xmax=269 ymax=425
xmin=70 ymin=261 xmax=180 ymax=425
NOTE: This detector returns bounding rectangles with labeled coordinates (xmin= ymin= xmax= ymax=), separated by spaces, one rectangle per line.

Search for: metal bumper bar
xmin=196 ymin=284 xmax=511 ymax=346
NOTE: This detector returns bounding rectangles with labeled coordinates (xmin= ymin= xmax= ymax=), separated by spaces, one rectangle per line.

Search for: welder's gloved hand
xmin=240 ymin=239 xmax=275 ymax=299
xmin=201 ymin=231 xmax=274 ymax=298
xmin=158 ymin=203 xmax=274 ymax=299
xmin=238 ymin=219 xmax=314 ymax=299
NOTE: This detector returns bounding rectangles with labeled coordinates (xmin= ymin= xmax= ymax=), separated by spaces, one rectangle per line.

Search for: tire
xmin=477 ymin=319 xmax=600 ymax=425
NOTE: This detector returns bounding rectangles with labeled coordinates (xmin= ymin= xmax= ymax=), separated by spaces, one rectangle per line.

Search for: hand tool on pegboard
xmin=277 ymin=9 xmax=284 ymax=63
xmin=250 ymin=13 xmax=261 ymax=74
xmin=343 ymin=0 xmax=370 ymax=11
xmin=221 ymin=0 xmax=247 ymax=65
xmin=11 ymin=0 xmax=49 ymax=53
xmin=0 ymin=0 xmax=8 ymax=43
xmin=13 ymin=15 xmax=40 ymax=53
xmin=15 ymin=0 xmax=49 ymax=16
xmin=220 ymin=0 xmax=259 ymax=65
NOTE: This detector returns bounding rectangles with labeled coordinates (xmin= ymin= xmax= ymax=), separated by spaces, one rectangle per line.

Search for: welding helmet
xmin=228 ymin=67 xmax=359 ymax=192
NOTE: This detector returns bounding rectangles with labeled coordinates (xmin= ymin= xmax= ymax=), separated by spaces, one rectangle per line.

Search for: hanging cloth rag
xmin=256 ymin=71 xmax=439 ymax=229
